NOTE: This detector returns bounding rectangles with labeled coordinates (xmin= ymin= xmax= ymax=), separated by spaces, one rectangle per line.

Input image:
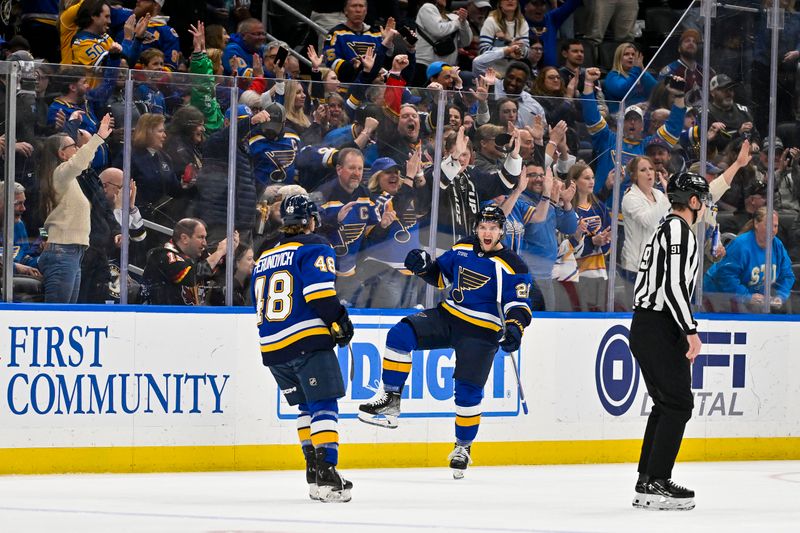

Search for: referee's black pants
xmin=629 ymin=309 xmax=694 ymax=480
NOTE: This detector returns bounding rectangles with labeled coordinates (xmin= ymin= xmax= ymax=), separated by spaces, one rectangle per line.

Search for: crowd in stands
xmin=0 ymin=0 xmax=798 ymax=312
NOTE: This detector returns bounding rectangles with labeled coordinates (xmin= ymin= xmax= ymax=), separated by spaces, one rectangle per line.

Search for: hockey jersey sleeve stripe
xmin=452 ymin=243 xmax=473 ymax=252
xmin=490 ymin=256 xmax=514 ymax=275
xmin=172 ymin=266 xmax=191 ymax=283
xmin=657 ymin=125 xmax=679 ymax=145
xmin=261 ymin=326 xmax=332 ymax=353
xmin=303 ymin=281 xmax=336 ymax=295
xmin=442 ymin=301 xmax=501 ymax=332
xmin=587 ymin=117 xmax=607 ymax=135
xmin=503 ymin=301 xmax=531 ymax=315
xmin=305 ymin=289 xmax=337 ymax=302
xmin=385 ymin=348 xmax=413 ymax=364
xmin=260 ymin=317 xmax=327 ymax=344
xmin=383 ymin=359 xmax=412 ymax=373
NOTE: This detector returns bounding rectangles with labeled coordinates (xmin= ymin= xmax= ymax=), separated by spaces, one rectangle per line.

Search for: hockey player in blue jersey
xmin=252 ymin=194 xmax=355 ymax=502
xmin=358 ymin=205 xmax=533 ymax=479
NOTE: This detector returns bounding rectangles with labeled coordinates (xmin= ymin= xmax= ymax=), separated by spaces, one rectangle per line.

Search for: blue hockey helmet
xmin=474 ymin=204 xmax=507 ymax=235
xmin=280 ymin=194 xmax=320 ymax=227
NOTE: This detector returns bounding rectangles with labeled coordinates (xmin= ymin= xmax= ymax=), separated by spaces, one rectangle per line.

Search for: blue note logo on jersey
xmin=452 ymin=266 xmax=490 ymax=304
xmin=595 ymin=325 xmax=640 ymax=416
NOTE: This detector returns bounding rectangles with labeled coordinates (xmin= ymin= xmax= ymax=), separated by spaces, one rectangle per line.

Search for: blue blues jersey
xmin=317 ymin=179 xmax=380 ymax=276
xmin=569 ymin=200 xmax=611 ymax=277
xmin=323 ymin=125 xmax=358 ymax=148
xmin=703 ymin=230 xmax=795 ymax=301
xmin=133 ymin=83 xmax=166 ymax=114
xmin=248 ymin=131 xmax=302 ymax=185
xmin=252 ymin=233 xmax=342 ymax=365
xmin=421 ymin=237 xmax=533 ymax=334
xmin=363 ymin=186 xmax=428 ymax=271
xmin=323 ymin=23 xmax=383 ymax=66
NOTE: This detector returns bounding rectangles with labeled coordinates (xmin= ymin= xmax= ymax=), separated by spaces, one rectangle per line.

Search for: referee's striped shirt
xmin=632 ymin=214 xmax=699 ymax=334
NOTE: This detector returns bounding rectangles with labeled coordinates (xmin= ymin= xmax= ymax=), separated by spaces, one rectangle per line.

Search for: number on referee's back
xmin=639 ymin=244 xmax=653 ymax=270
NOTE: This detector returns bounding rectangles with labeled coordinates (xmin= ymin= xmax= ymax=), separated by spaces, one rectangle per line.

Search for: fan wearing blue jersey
xmin=358 ymin=205 xmax=533 ymax=479
xmin=252 ymin=195 xmax=355 ymax=503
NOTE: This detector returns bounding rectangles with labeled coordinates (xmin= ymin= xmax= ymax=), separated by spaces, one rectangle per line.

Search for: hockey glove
xmin=499 ymin=321 xmax=523 ymax=353
xmin=330 ymin=308 xmax=354 ymax=347
xmin=404 ymin=249 xmax=431 ymax=275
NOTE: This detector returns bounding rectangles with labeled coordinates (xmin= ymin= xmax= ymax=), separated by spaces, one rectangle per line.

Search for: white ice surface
xmin=0 ymin=461 xmax=798 ymax=533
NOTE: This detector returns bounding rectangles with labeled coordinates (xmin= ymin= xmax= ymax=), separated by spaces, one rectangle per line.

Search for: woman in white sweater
xmin=414 ymin=0 xmax=472 ymax=86
xmin=37 ymin=114 xmax=113 ymax=303
xmin=620 ymin=155 xmax=671 ymax=306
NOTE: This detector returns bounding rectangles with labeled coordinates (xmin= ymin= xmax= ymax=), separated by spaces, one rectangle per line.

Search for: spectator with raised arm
xmin=581 ymin=67 xmax=686 ymax=207
xmin=322 ymin=0 xmax=387 ymax=72
xmin=359 ymin=152 xmax=431 ymax=308
xmin=222 ymin=17 xmax=266 ymax=76
xmin=187 ymin=21 xmax=225 ymax=132
xmin=523 ymin=0 xmax=582 ymax=67
xmin=36 ymin=113 xmax=113 ymax=303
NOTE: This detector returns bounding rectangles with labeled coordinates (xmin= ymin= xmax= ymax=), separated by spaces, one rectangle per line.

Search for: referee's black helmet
xmin=474 ymin=204 xmax=507 ymax=234
xmin=667 ymin=171 xmax=711 ymax=206
xmin=281 ymin=194 xmax=321 ymax=227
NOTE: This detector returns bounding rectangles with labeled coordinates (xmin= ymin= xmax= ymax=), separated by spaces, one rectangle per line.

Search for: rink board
xmin=0 ymin=305 xmax=798 ymax=474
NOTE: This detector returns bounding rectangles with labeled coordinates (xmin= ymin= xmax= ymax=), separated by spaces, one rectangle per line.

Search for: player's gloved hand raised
xmin=330 ymin=308 xmax=354 ymax=347
xmin=404 ymin=249 xmax=431 ymax=275
xmin=499 ymin=322 xmax=523 ymax=352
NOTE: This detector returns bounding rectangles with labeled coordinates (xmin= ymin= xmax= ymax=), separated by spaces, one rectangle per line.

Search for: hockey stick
xmin=495 ymin=261 xmax=529 ymax=415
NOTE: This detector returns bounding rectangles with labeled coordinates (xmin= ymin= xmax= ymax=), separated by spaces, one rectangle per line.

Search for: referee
xmin=629 ymin=171 xmax=711 ymax=511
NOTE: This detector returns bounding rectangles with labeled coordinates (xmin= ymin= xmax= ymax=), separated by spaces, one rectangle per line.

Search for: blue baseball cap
xmin=426 ymin=61 xmax=449 ymax=80
xmin=225 ymin=104 xmax=252 ymax=121
xmin=370 ymin=157 xmax=401 ymax=175
xmin=402 ymin=88 xmax=422 ymax=105
xmin=645 ymin=136 xmax=672 ymax=152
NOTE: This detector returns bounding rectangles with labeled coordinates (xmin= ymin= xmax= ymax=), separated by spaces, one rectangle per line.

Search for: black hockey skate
xmin=631 ymin=474 xmax=649 ymax=508
xmin=303 ymin=445 xmax=320 ymax=501
xmin=315 ymin=448 xmax=353 ymax=503
xmin=357 ymin=389 xmax=401 ymax=428
xmin=447 ymin=444 xmax=472 ymax=480
xmin=638 ymin=478 xmax=695 ymax=511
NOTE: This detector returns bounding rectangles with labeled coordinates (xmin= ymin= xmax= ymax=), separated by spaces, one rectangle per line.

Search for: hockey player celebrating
xmin=630 ymin=172 xmax=712 ymax=511
xmin=251 ymin=194 xmax=355 ymax=502
xmin=358 ymin=205 xmax=533 ymax=479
